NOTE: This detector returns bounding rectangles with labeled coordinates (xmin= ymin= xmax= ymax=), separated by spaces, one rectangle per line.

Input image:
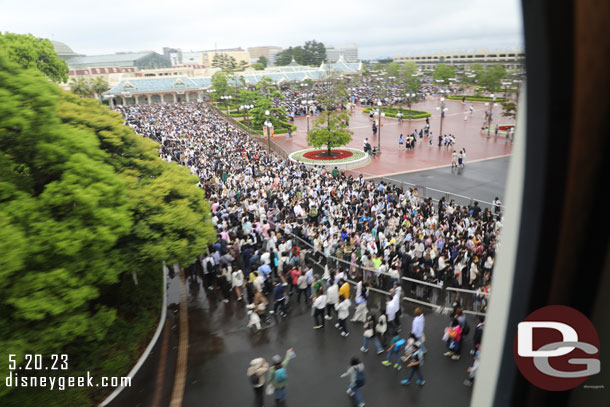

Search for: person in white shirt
xmin=386 ymin=290 xmax=400 ymax=334
xmin=313 ymin=289 xmax=327 ymax=329
xmin=335 ymin=295 xmax=352 ymax=337
xmin=326 ymin=279 xmax=339 ymax=320
xmin=411 ymin=307 xmax=427 ymax=353
xmin=232 ymin=269 xmax=244 ymax=301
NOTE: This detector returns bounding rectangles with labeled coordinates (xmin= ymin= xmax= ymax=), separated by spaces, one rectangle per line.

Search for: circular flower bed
xmin=302 ymin=149 xmax=354 ymax=160
xmin=290 ymin=148 xmax=366 ymax=164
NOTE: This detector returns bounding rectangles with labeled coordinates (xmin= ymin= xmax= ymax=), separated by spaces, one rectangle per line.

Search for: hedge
xmin=235 ymin=120 xmax=296 ymax=135
xmin=447 ymin=95 xmax=507 ymax=102
xmin=362 ymin=106 xmax=431 ymax=119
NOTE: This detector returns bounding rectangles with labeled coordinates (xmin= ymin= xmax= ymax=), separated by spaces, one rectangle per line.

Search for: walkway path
xmin=273 ymin=98 xmax=513 ymax=177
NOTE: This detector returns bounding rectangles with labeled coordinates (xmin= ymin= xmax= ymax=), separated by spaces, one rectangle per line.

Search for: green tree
xmin=255 ymin=76 xmax=281 ymax=99
xmin=251 ymin=62 xmax=265 ymax=70
xmin=0 ymin=32 xmax=69 ymax=83
xmin=479 ymin=64 xmax=507 ymax=92
xmin=257 ymin=56 xmax=268 ymax=67
xmin=90 ymin=76 xmax=110 ymax=101
xmin=433 ymin=63 xmax=456 ymax=83
xmin=210 ymin=71 xmax=230 ymax=101
xmin=306 ymin=109 xmax=353 ymax=156
xmin=400 ymin=61 xmax=418 ymax=78
xmin=385 ymin=62 xmax=401 ymax=78
xmin=249 ymin=96 xmax=287 ymax=129
xmin=0 ymin=51 xmax=215 ymax=403
xmin=236 ymin=60 xmax=249 ymax=72
xmin=69 ymin=77 xmax=92 ymax=97
xmin=303 ymin=40 xmax=327 ymax=65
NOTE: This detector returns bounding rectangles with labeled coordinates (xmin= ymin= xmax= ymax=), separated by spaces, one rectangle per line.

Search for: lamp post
xmin=486 ymin=94 xmax=496 ymax=138
xmin=220 ymin=95 xmax=232 ymax=115
xmin=436 ymin=94 xmax=448 ymax=138
xmin=376 ymin=100 xmax=385 ymax=153
xmin=405 ymin=92 xmax=415 ymax=121
xmin=239 ymin=103 xmax=253 ymax=122
xmin=264 ymin=110 xmax=272 ymax=153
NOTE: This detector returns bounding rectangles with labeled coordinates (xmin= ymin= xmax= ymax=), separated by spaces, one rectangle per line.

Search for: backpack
xmin=250 ymin=373 xmax=259 ymax=386
xmin=355 ymin=369 xmax=365 ymax=388
xmin=274 ymin=367 xmax=287 ymax=383
xmin=462 ymin=320 xmax=471 ymax=336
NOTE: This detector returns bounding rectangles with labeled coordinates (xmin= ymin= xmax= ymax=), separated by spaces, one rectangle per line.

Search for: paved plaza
xmin=274 ymin=97 xmax=513 ymax=177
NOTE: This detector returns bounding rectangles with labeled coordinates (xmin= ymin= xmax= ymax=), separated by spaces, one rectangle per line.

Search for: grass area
xmin=1 ymin=265 xmax=163 ymax=407
xmin=362 ymin=106 xmax=431 ymax=119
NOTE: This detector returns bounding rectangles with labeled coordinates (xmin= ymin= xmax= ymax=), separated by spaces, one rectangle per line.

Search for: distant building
xmin=325 ymin=44 xmax=359 ymax=63
xmin=201 ymin=48 xmax=251 ymax=68
xmin=268 ymin=49 xmax=282 ymax=66
xmin=247 ymin=46 xmax=283 ymax=61
xmin=67 ymin=52 xmax=172 ymax=70
xmin=51 ymin=41 xmax=83 ymax=61
xmin=393 ymin=50 xmax=525 ymax=71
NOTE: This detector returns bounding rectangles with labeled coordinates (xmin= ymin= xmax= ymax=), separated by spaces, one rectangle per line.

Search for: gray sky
xmin=0 ymin=0 xmax=523 ymax=59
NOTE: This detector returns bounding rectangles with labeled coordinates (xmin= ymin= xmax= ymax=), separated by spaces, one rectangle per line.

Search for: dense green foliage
xmin=275 ymin=40 xmax=327 ymax=66
xmin=433 ymin=63 xmax=456 ymax=83
xmin=69 ymin=76 xmax=110 ymax=100
xmin=0 ymin=48 xmax=214 ymax=405
xmin=0 ymin=32 xmax=69 ymax=83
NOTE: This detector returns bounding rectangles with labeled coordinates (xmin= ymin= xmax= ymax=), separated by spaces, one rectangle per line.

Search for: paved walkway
xmin=273 ymin=97 xmax=513 ymax=177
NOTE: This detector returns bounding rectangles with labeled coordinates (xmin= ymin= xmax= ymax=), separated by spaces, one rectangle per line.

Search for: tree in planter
xmin=501 ymin=101 xmax=517 ymax=119
xmin=307 ymin=109 xmax=353 ymax=156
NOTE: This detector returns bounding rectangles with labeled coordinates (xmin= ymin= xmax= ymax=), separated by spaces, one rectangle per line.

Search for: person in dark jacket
xmin=272 ymin=281 xmax=287 ymax=317
xmin=472 ymin=316 xmax=484 ymax=353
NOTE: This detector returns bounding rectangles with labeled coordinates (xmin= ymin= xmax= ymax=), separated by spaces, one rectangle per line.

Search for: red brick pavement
xmin=273 ymin=97 xmax=514 ymax=178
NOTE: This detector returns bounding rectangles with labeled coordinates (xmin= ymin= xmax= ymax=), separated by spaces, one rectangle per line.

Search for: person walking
xmin=267 ymin=349 xmax=294 ymax=407
xmin=376 ymin=312 xmax=388 ymax=347
xmin=401 ymin=342 xmax=425 ymax=386
xmin=444 ymin=318 xmax=463 ymax=360
xmin=361 ymin=314 xmax=384 ymax=354
xmin=399 ymin=133 xmax=404 ymax=149
xmin=247 ymin=357 xmax=269 ymax=407
xmin=232 ymin=268 xmax=244 ymax=301
xmin=272 ymin=280 xmax=288 ymax=317
xmin=382 ymin=333 xmax=406 ymax=370
xmin=351 ymin=282 xmax=369 ymax=323
xmin=341 ymin=357 xmax=366 ymax=407
xmin=335 ymin=295 xmax=352 ymax=337
xmin=296 ymin=272 xmax=308 ymax=304
xmin=411 ymin=307 xmax=427 ymax=353
xmin=326 ymin=278 xmax=339 ymax=320
xmin=312 ymin=288 xmax=327 ymax=329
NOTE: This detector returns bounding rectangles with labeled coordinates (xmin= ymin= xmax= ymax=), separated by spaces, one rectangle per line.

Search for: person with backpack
xmin=401 ymin=341 xmax=425 ymax=385
xmin=340 ymin=356 xmax=366 ymax=407
xmin=382 ymin=334 xmax=406 ymax=370
xmin=267 ymin=349 xmax=294 ymax=407
xmin=247 ymin=357 xmax=269 ymax=407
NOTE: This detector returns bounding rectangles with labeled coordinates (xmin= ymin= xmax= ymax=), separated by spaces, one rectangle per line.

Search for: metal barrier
xmin=287 ymin=233 xmax=487 ymax=316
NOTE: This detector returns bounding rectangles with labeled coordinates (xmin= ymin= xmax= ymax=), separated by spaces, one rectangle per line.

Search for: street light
xmin=239 ymin=103 xmax=254 ymax=122
xmin=486 ymin=94 xmax=497 ymax=138
xmin=405 ymin=92 xmax=415 ymax=121
xmin=436 ymin=96 xmax=449 ymax=139
xmin=376 ymin=100 xmax=385 ymax=153
xmin=220 ymin=95 xmax=232 ymax=115
xmin=264 ymin=110 xmax=272 ymax=153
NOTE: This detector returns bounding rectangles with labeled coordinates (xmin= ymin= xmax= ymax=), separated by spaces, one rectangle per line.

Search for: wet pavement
xmin=273 ymin=98 xmax=513 ymax=177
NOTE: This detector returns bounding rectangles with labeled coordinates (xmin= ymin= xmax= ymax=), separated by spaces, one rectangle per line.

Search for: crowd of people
xmin=116 ymin=101 xmax=495 ymax=406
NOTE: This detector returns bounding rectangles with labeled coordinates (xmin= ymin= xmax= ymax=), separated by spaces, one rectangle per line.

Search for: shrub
xmin=362 ymin=107 xmax=431 ymax=119
xmin=447 ymin=95 xmax=507 ymax=102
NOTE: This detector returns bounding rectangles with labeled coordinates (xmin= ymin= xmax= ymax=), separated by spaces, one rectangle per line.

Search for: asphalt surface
xmin=370 ymin=156 xmax=510 ymax=209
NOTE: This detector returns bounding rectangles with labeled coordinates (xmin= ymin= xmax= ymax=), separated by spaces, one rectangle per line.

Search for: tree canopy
xmin=0 ymin=32 xmax=69 ymax=83
xmin=0 ymin=50 xmax=215 ymax=400
xmin=275 ymin=40 xmax=327 ymax=66
xmin=433 ymin=63 xmax=456 ymax=83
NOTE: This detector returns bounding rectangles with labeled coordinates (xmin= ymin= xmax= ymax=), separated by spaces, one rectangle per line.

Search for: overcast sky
xmin=0 ymin=0 xmax=523 ymax=59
